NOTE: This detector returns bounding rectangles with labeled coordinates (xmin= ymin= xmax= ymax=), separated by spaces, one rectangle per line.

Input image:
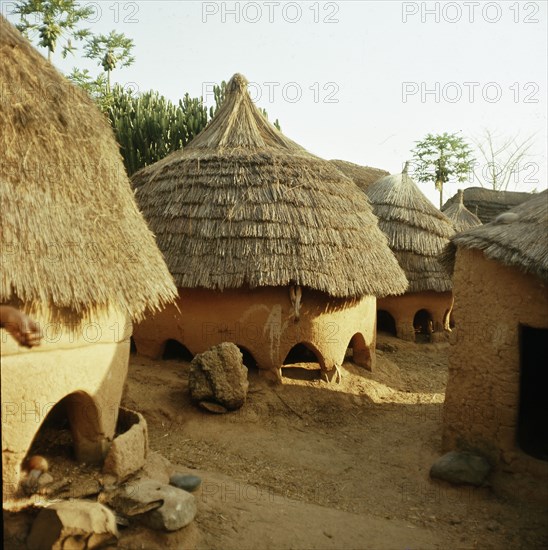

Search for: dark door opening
xmin=413 ymin=309 xmax=433 ymax=342
xmin=377 ymin=310 xmax=397 ymax=336
xmin=518 ymin=325 xmax=548 ymax=461
xmin=282 ymin=343 xmax=322 ymax=380
xmin=236 ymin=346 xmax=259 ymax=372
xmin=162 ymin=339 xmax=193 ymax=361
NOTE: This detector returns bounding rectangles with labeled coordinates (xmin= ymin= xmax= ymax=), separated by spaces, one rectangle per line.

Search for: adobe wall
xmin=443 ymin=248 xmax=548 ymax=480
xmin=1 ymin=309 xmax=132 ymax=500
xmin=377 ymin=291 xmax=453 ymax=341
xmin=133 ymin=287 xmax=376 ymax=379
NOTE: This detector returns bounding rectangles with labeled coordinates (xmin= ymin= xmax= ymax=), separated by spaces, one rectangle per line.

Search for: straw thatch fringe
xmin=133 ymin=74 xmax=408 ymax=299
xmin=0 ymin=17 xmax=177 ymax=322
xmin=366 ymin=164 xmax=454 ymax=293
xmin=442 ymin=189 xmax=482 ymax=232
xmin=444 ymin=190 xmax=548 ymax=281
xmin=330 ymin=160 xmax=388 ymax=192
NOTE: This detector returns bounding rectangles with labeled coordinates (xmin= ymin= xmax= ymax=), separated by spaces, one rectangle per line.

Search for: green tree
xmin=106 ymin=86 xmax=210 ymax=176
xmin=66 ymin=68 xmax=111 ymax=108
xmin=84 ymin=31 xmax=135 ymax=93
xmin=412 ymin=132 xmax=475 ymax=209
xmin=14 ymin=0 xmax=93 ymax=61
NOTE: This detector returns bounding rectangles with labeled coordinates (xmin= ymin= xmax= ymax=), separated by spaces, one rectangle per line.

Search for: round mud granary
xmin=132 ymin=73 xmax=408 ymax=380
xmin=366 ymin=163 xmax=455 ymax=342
xmin=0 ymin=18 xmax=176 ymax=501
xmin=442 ymin=191 xmax=548 ymax=495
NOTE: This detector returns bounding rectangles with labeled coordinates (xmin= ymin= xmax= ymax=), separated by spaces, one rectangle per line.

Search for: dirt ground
xmin=118 ymin=333 xmax=547 ymax=549
xmin=4 ymin=333 xmax=548 ymax=549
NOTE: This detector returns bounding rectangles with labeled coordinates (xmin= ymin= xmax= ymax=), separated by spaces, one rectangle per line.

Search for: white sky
xmin=4 ymin=0 xmax=547 ymax=206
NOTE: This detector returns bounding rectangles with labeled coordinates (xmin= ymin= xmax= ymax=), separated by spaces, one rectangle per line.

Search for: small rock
xmin=26 ymin=500 xmax=118 ymax=550
xmin=199 ymin=401 xmax=228 ymax=414
xmin=189 ymin=342 xmax=249 ymax=410
xmin=430 ymin=451 xmax=491 ymax=486
xmin=104 ymin=479 xmax=196 ymax=532
xmin=169 ymin=474 xmax=202 ymax=493
xmin=37 ymin=473 xmax=54 ymax=488
xmin=376 ymin=342 xmax=396 ymax=353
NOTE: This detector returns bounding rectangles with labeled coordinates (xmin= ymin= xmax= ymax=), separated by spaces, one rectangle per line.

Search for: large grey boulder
xmin=103 ymin=479 xmax=196 ymax=531
xmin=27 ymin=500 xmax=118 ymax=549
xmin=430 ymin=451 xmax=491 ymax=486
xmin=189 ymin=342 xmax=249 ymax=411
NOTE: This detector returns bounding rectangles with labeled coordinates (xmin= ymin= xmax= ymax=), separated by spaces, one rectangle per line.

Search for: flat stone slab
xmin=26 ymin=500 xmax=118 ymax=550
xmin=104 ymin=479 xmax=197 ymax=531
xmin=430 ymin=451 xmax=491 ymax=486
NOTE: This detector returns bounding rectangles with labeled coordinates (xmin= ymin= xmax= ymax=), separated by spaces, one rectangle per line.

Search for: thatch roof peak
xmin=366 ymin=167 xmax=455 ymax=293
xmin=132 ymin=74 xmax=408 ymax=299
xmin=0 ymin=17 xmax=176 ymax=321
xmin=447 ymin=190 xmax=548 ymax=281
xmin=185 ymin=72 xmax=305 ymax=154
xmin=442 ymin=188 xmax=482 ymax=232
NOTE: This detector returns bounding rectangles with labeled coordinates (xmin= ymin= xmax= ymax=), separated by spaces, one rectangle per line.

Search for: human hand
xmin=0 ymin=306 xmax=43 ymax=348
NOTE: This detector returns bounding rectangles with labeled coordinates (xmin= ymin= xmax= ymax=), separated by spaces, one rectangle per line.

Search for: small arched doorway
xmin=236 ymin=345 xmax=259 ymax=373
xmin=347 ymin=333 xmax=372 ymax=370
xmin=162 ymin=339 xmax=194 ymax=361
xmin=413 ymin=309 xmax=433 ymax=342
xmin=282 ymin=343 xmax=322 ymax=380
xmin=24 ymin=391 xmax=104 ymax=466
xmin=377 ymin=310 xmax=397 ymax=336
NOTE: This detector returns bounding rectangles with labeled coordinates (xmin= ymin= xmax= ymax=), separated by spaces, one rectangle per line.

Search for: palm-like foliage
xmin=84 ymin=31 xmax=135 ymax=92
xmin=14 ymin=0 xmax=93 ymax=60
xmin=412 ymin=133 xmax=475 ymax=209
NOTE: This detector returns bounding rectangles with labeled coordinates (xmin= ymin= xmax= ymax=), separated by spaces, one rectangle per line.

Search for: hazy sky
xmin=5 ymin=0 xmax=547 ymax=206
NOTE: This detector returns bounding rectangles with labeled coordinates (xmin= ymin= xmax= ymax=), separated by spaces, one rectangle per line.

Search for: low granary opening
xmin=25 ymin=397 xmax=74 ymax=463
xmin=162 ymin=339 xmax=194 ymax=362
xmin=377 ymin=310 xmax=397 ymax=336
xmin=413 ymin=309 xmax=433 ymax=342
xmin=518 ymin=325 xmax=548 ymax=461
xmin=130 ymin=336 xmax=137 ymax=354
xmin=237 ymin=345 xmax=259 ymax=373
xmin=282 ymin=343 xmax=322 ymax=380
xmin=347 ymin=333 xmax=372 ymax=370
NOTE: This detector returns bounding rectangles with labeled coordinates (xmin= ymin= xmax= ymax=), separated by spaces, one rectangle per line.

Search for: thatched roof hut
xmin=133 ymin=73 xmax=407 ymax=299
xmin=329 ymin=160 xmax=389 ymax=192
xmin=444 ymin=190 xmax=548 ymax=281
xmin=442 ymin=190 xmax=548 ymax=485
xmin=0 ymin=16 xmax=176 ymax=321
xmin=443 ymin=189 xmax=482 ymax=232
xmin=442 ymin=187 xmax=533 ymax=224
xmin=366 ymin=163 xmax=454 ymax=294
xmin=1 ymin=17 xmax=176 ymax=499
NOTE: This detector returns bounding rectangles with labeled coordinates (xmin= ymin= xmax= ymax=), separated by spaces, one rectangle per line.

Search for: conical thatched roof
xmin=0 ymin=17 xmax=176 ymax=321
xmin=443 ymin=189 xmax=482 ymax=232
xmin=132 ymin=73 xmax=407 ymax=299
xmin=366 ymin=163 xmax=455 ymax=293
xmin=330 ymin=160 xmax=389 ymax=192
xmin=442 ymin=187 xmax=532 ymax=224
xmin=445 ymin=190 xmax=548 ymax=281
